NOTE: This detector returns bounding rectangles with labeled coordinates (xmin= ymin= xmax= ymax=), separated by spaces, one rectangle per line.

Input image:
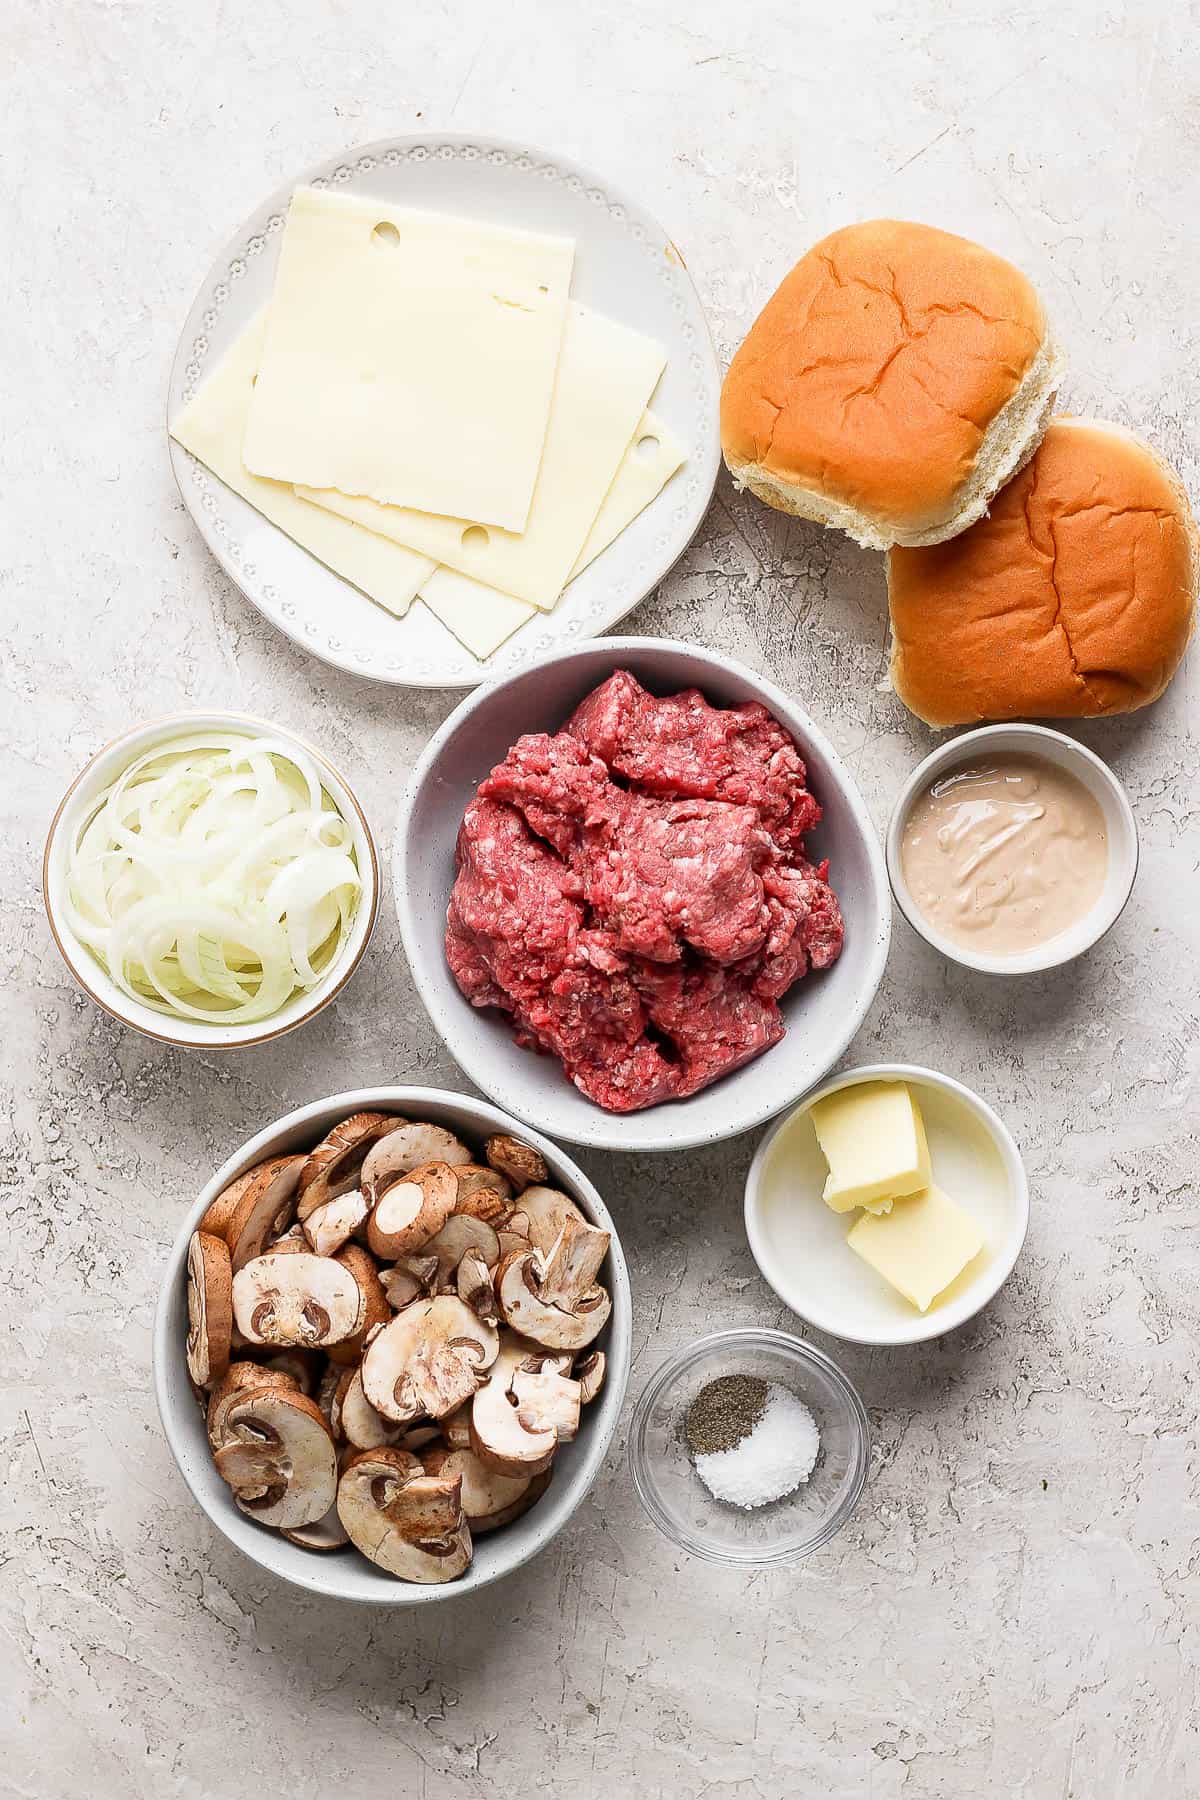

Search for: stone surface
xmin=4 ymin=2 xmax=1199 ymax=1795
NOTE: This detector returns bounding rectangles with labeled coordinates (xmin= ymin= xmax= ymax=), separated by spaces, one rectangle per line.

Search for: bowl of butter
xmin=744 ymin=1064 xmax=1029 ymax=1344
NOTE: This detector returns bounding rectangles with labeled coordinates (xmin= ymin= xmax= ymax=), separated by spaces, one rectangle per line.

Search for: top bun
xmin=720 ymin=219 xmax=1063 ymax=550
xmin=888 ymin=417 xmax=1198 ymax=726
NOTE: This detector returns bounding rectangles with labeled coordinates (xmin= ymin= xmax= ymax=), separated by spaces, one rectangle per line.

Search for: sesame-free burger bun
xmin=720 ymin=219 xmax=1063 ymax=550
xmin=888 ymin=418 xmax=1198 ymax=726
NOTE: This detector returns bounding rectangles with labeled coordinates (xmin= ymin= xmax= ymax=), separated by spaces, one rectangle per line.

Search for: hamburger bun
xmin=720 ymin=219 xmax=1063 ymax=550
xmin=887 ymin=417 xmax=1198 ymax=726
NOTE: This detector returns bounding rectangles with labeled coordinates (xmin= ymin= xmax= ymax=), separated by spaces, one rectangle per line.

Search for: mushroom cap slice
xmin=362 ymin=1297 xmax=498 ymax=1423
xmin=212 ymin=1388 xmax=337 ymax=1529
xmin=483 ymin=1134 xmax=549 ymax=1193
xmin=360 ymin=1124 xmax=473 ymax=1206
xmin=537 ymin=1215 xmax=611 ymax=1312
xmin=326 ymin=1244 xmax=391 ymax=1368
xmin=366 ymin=1161 xmax=457 ymax=1261
xmin=296 ymin=1112 xmax=404 ymax=1222
xmin=232 ymin=1252 xmax=366 ymax=1349
xmin=336 ymin=1448 xmax=472 ymax=1583
xmin=282 ymin=1505 xmax=350 ymax=1551
xmin=441 ymin=1404 xmax=472 ymax=1451
xmin=456 ymin=1249 xmax=498 ymax=1328
xmin=199 ymin=1166 xmax=259 ymax=1242
xmin=225 ymin=1155 xmax=306 ymax=1273
xmin=507 ymin=1185 xmax=587 ymax=1258
xmin=470 ymin=1347 xmax=557 ymax=1477
xmin=423 ymin=1213 xmax=501 ymax=1290
xmin=266 ymin=1225 xmax=310 ymax=1256
xmin=338 ymin=1366 xmax=407 ymax=1450
xmin=511 ymin=1364 xmax=581 ymax=1443
xmin=206 ymin=1360 xmax=300 ymax=1447
xmin=574 ymin=1349 xmax=606 ymax=1405
xmin=380 ymin=1258 xmax=436 ymax=1311
xmin=186 ymin=1230 xmax=232 ymax=1389
xmin=302 ymin=1189 xmax=369 ymax=1258
xmin=495 ymin=1249 xmax=612 ymax=1352
xmin=449 ymin=1165 xmax=513 ymax=1225
xmin=422 ymin=1446 xmax=535 ymax=1531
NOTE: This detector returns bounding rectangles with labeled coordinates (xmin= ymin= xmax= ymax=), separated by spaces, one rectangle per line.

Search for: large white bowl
xmin=395 ymin=638 xmax=891 ymax=1152
xmin=43 ymin=712 xmax=379 ymax=1048
xmin=153 ymin=1086 xmax=631 ymax=1604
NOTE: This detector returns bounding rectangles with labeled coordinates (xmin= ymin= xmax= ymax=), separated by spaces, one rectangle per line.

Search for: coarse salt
xmin=692 ymin=1383 xmax=820 ymax=1509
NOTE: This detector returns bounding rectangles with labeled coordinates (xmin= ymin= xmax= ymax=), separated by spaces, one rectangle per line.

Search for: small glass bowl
xmin=629 ymin=1328 xmax=870 ymax=1565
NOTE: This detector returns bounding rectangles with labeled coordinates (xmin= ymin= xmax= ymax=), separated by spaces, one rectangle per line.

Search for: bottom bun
xmin=887 ymin=417 xmax=1198 ymax=726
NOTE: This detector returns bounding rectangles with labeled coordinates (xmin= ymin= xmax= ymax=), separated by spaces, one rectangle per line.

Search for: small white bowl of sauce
xmin=886 ymin=725 xmax=1138 ymax=975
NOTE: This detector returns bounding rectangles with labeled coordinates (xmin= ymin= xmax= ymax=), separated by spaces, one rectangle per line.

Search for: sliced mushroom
xmin=282 ymin=1505 xmax=350 ymax=1551
xmin=199 ymin=1166 xmax=259 ymax=1241
xmin=423 ymin=1213 xmax=501 ymax=1290
xmin=336 ymin=1448 xmax=472 ymax=1583
xmin=497 ymin=1228 xmax=530 ymax=1260
xmin=484 ymin=1134 xmax=549 ymax=1193
xmin=470 ymin=1341 xmax=557 ymax=1477
xmin=296 ymin=1112 xmax=404 ymax=1222
xmin=379 ymin=1254 xmax=439 ymax=1310
xmin=422 ymin=1445 xmax=538 ymax=1533
xmin=206 ymin=1360 xmax=300 ymax=1448
xmin=456 ymin=1248 xmax=498 ymax=1327
xmin=302 ymin=1188 xmax=369 ymax=1258
xmin=366 ymin=1162 xmax=457 ymax=1261
xmin=232 ymin=1252 xmax=365 ymax=1349
xmin=266 ymin=1224 xmax=310 ymax=1255
xmin=449 ymin=1164 xmax=513 ymax=1225
xmin=361 ymin=1123 xmax=473 ymax=1206
xmin=316 ymin=1360 xmax=343 ymax=1434
xmin=337 ymin=1365 xmax=407 ymax=1450
xmin=362 ymin=1296 xmax=498 ymax=1423
xmin=327 ymin=1244 xmax=390 ymax=1367
xmin=574 ymin=1349 xmax=606 ymax=1406
xmin=537 ymin=1214 xmax=611 ymax=1311
xmin=186 ymin=1230 xmax=232 ymax=1389
xmin=511 ymin=1362 xmax=581 ymax=1443
xmin=225 ymin=1155 xmax=306 ymax=1273
xmin=212 ymin=1388 xmax=337 ymax=1529
xmin=507 ymin=1185 xmax=587 ymax=1258
xmin=400 ymin=1423 xmax=443 ymax=1452
xmin=442 ymin=1404 xmax=472 ymax=1451
xmin=495 ymin=1248 xmax=611 ymax=1352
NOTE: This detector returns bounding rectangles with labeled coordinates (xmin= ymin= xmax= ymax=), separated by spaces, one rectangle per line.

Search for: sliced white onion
xmin=64 ymin=732 xmax=362 ymax=1024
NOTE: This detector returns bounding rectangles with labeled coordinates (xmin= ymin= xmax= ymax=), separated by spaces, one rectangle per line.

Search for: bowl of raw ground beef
xmin=396 ymin=640 xmax=891 ymax=1152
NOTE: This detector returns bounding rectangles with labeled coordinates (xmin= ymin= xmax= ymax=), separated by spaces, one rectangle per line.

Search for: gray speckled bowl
xmin=153 ymin=1086 xmax=630 ymax=1604
xmin=395 ymin=638 xmax=892 ymax=1152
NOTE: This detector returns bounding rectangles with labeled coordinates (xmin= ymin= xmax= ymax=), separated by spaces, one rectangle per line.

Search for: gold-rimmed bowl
xmin=42 ymin=711 xmax=379 ymax=1048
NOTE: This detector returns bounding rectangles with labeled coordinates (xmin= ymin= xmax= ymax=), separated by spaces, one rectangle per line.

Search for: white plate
xmin=168 ymin=135 xmax=721 ymax=688
xmin=745 ymin=1064 xmax=1029 ymax=1345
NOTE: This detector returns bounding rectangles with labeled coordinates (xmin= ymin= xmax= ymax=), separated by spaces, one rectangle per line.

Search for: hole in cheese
xmin=635 ymin=434 xmax=661 ymax=461
xmin=371 ymin=221 xmax=401 ymax=248
xmin=460 ymin=525 xmax=490 ymax=551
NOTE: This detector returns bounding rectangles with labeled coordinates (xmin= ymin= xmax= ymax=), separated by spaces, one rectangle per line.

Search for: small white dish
xmin=886 ymin=723 xmax=1139 ymax=975
xmin=745 ymin=1063 xmax=1029 ymax=1345
xmin=395 ymin=637 xmax=892 ymax=1154
xmin=168 ymin=133 xmax=720 ymax=689
xmin=42 ymin=712 xmax=379 ymax=1049
xmin=153 ymin=1086 xmax=630 ymax=1604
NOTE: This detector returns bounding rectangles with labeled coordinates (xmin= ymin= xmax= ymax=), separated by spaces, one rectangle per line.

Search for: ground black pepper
xmin=685 ymin=1374 xmax=769 ymax=1457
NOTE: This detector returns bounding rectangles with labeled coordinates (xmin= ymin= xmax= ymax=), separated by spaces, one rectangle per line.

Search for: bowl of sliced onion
xmin=43 ymin=713 xmax=379 ymax=1047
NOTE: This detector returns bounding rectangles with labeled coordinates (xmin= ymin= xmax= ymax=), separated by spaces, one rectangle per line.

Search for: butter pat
xmin=847 ymin=1183 xmax=985 ymax=1312
xmin=808 ymin=1081 xmax=931 ymax=1214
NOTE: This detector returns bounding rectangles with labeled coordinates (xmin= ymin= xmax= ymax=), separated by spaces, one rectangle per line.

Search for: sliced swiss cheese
xmin=169 ymin=311 xmax=435 ymax=618
xmin=242 ymin=187 xmax=575 ymax=531
xmin=416 ymin=408 xmax=687 ymax=659
xmin=297 ymin=302 xmax=667 ymax=609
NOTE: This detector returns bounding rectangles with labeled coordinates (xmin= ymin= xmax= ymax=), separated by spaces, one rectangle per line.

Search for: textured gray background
xmin=5 ymin=2 xmax=1199 ymax=1795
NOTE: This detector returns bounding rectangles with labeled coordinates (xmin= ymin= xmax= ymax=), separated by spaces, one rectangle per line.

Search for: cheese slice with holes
xmin=416 ymin=409 xmax=687 ymax=658
xmin=169 ymin=311 xmax=436 ymax=617
xmin=242 ymin=187 xmax=575 ymax=530
xmin=297 ymin=303 xmax=667 ymax=609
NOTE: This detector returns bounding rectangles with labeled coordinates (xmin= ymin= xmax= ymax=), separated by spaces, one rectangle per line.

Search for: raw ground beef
xmin=444 ymin=671 xmax=846 ymax=1113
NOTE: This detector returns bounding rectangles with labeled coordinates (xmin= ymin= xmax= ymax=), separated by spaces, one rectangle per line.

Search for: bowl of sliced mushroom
xmin=155 ymin=1086 xmax=630 ymax=1601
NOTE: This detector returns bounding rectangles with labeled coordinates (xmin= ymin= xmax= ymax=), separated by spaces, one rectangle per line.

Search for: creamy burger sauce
xmin=901 ymin=755 xmax=1108 ymax=956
